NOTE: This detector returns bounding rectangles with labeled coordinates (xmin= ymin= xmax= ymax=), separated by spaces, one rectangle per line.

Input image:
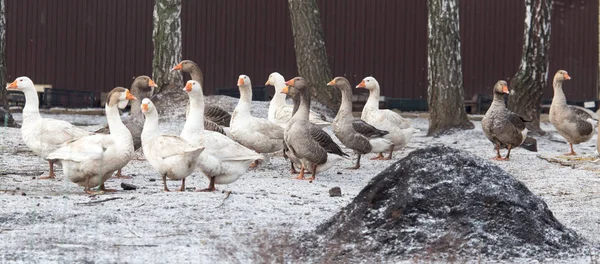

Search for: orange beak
xmin=184 ymin=82 xmax=193 ymax=92
xmin=148 ymin=79 xmax=158 ymax=87
xmin=6 ymin=80 xmax=18 ymax=90
xmin=281 ymin=86 xmax=289 ymax=94
xmin=125 ymin=90 xmax=137 ymax=100
xmin=502 ymin=85 xmax=509 ymax=94
xmin=265 ymin=79 xmax=271 ymax=86
xmin=327 ymin=79 xmax=336 ymax=86
xmin=237 ymin=78 xmax=244 ymax=86
xmin=172 ymin=63 xmax=182 ymax=71
xmin=285 ymin=79 xmax=295 ymax=86
xmin=356 ymin=80 xmax=366 ymax=88
xmin=564 ymin=73 xmax=571 ymax=80
xmin=141 ymin=103 xmax=149 ymax=113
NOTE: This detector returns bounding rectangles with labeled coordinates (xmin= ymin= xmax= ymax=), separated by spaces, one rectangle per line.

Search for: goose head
xmin=493 ymin=80 xmax=509 ymax=95
xmin=265 ymin=72 xmax=285 ymax=89
xmin=554 ymin=70 xmax=571 ymax=82
xmin=327 ymin=77 xmax=352 ymax=94
xmin=6 ymin=76 xmax=35 ymax=92
xmin=172 ymin=60 xmax=197 ymax=72
xmin=132 ymin=75 xmax=158 ymax=98
xmin=140 ymin=98 xmax=156 ymax=115
xmin=184 ymin=80 xmax=204 ymax=99
xmin=237 ymin=74 xmax=252 ymax=89
xmin=356 ymin=76 xmax=379 ymax=91
xmin=106 ymin=87 xmax=136 ymax=109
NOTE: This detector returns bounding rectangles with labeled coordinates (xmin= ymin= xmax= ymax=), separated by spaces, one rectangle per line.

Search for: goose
xmin=265 ymin=72 xmax=330 ymax=128
xmin=95 ymin=75 xmax=157 ymax=178
xmin=549 ymin=70 xmax=597 ymax=155
xmin=180 ymin=80 xmax=263 ymax=192
xmin=481 ymin=80 xmax=528 ymax=160
xmin=283 ymin=77 xmax=348 ymax=180
xmin=230 ymin=75 xmax=284 ymax=166
xmin=172 ymin=60 xmax=231 ymax=134
xmin=140 ymin=98 xmax=204 ymax=192
xmin=46 ymin=88 xmax=136 ymax=194
xmin=6 ymin=77 xmax=92 ymax=179
xmin=327 ymin=77 xmax=393 ymax=169
xmin=357 ymin=76 xmax=414 ymax=159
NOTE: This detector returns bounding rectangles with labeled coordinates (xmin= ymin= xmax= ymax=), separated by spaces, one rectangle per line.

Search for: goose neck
xmin=552 ymin=80 xmax=567 ymax=105
xmin=141 ymin=110 xmax=160 ymax=143
xmin=364 ymin=87 xmax=381 ymax=111
xmin=181 ymin=96 xmax=205 ymax=141
xmin=105 ymin=103 xmax=129 ymax=138
xmin=21 ymin=89 xmax=41 ymax=122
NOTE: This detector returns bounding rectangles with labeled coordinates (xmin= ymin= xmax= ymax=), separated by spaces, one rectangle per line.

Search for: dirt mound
xmin=301 ymin=146 xmax=585 ymax=260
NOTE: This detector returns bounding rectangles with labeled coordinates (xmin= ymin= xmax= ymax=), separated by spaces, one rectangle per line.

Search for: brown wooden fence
xmin=5 ymin=0 xmax=598 ymax=107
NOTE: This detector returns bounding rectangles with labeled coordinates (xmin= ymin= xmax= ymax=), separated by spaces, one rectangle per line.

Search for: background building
xmin=5 ymin=0 xmax=598 ymax=109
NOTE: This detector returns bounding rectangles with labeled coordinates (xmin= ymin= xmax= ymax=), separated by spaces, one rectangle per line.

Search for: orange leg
xmin=491 ymin=144 xmax=507 ymax=160
xmin=38 ymin=161 xmax=56 ymax=179
xmin=178 ymin=178 xmax=186 ymax=192
xmin=306 ymin=164 xmax=317 ymax=181
xmin=162 ymin=174 xmax=170 ymax=192
xmin=565 ymin=143 xmax=576 ymax=156
xmin=370 ymin=153 xmax=385 ymax=160
xmin=289 ymin=161 xmax=298 ymax=174
xmin=347 ymin=154 xmax=361 ymax=169
xmin=84 ymin=175 xmax=104 ymax=195
xmin=295 ymin=164 xmax=306 ymax=180
xmin=384 ymin=146 xmax=394 ymax=160
xmin=100 ymin=183 xmax=118 ymax=192
xmin=249 ymin=160 xmax=260 ymax=168
xmin=112 ymin=169 xmax=132 ymax=179
xmin=196 ymin=176 xmax=216 ymax=192
xmin=504 ymin=145 xmax=512 ymax=160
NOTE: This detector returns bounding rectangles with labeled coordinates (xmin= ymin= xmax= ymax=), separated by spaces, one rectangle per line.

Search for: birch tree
xmin=287 ymin=0 xmax=339 ymax=110
xmin=0 ymin=0 xmax=14 ymax=127
xmin=152 ymin=0 xmax=183 ymax=95
xmin=427 ymin=0 xmax=473 ymax=136
xmin=507 ymin=0 xmax=552 ymax=135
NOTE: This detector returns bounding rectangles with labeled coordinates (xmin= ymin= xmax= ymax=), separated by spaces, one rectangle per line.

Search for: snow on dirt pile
xmin=301 ymin=146 xmax=585 ymax=260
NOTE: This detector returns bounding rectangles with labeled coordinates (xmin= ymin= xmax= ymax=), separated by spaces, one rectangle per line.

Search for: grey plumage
xmin=95 ymin=76 xmax=155 ymax=151
xmin=481 ymin=80 xmax=528 ymax=159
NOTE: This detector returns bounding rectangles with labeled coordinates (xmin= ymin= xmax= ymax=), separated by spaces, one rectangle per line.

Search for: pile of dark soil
xmin=299 ymin=146 xmax=585 ymax=261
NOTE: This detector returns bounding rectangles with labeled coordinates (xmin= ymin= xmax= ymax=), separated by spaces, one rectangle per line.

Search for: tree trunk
xmin=427 ymin=0 xmax=473 ymax=136
xmin=152 ymin=0 xmax=183 ymax=95
xmin=287 ymin=0 xmax=339 ymax=111
xmin=0 ymin=0 xmax=14 ymax=127
xmin=507 ymin=0 xmax=552 ymax=136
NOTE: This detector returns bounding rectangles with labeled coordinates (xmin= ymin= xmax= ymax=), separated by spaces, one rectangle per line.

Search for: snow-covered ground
xmin=1 ymin=100 xmax=600 ymax=263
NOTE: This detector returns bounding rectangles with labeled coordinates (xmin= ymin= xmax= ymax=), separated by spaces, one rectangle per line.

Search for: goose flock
xmin=5 ymin=64 xmax=597 ymax=194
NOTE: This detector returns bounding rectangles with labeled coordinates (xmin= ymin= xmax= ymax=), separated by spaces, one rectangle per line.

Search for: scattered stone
xmin=121 ymin=183 xmax=138 ymax=190
xmin=300 ymin=146 xmax=585 ymax=261
xmin=328 ymin=187 xmax=342 ymax=197
xmin=15 ymin=187 xmax=20 ymax=190
xmin=521 ymin=137 xmax=538 ymax=152
xmin=21 ymin=192 xmax=26 ymax=196
xmin=336 ymin=171 xmax=342 ymax=175
xmin=149 ymin=178 xmax=156 ymax=182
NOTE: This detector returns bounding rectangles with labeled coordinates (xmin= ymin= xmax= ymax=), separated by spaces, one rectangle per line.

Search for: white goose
xmin=357 ymin=76 xmax=414 ymax=159
xmin=140 ymin=98 xmax=204 ymax=192
xmin=47 ymin=87 xmax=136 ymax=194
xmin=6 ymin=77 xmax=92 ymax=179
xmin=230 ymin=75 xmax=284 ymax=165
xmin=265 ymin=72 xmax=330 ymax=128
xmin=180 ymin=80 xmax=263 ymax=192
